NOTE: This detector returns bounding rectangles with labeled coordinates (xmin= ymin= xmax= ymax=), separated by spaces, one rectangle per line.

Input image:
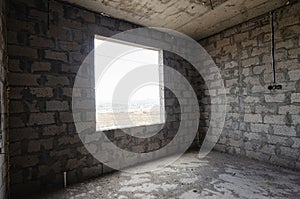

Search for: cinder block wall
xmin=6 ymin=0 xmax=207 ymax=197
xmin=0 ymin=0 xmax=8 ymax=198
xmin=6 ymin=0 xmax=300 ymax=197
xmin=200 ymin=2 xmax=300 ymax=170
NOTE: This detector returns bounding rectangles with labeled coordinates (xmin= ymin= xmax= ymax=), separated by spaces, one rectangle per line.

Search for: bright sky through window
xmin=94 ymin=37 xmax=164 ymax=130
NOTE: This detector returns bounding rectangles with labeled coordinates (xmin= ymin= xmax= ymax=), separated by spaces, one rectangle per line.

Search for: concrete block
xmin=46 ymin=75 xmax=70 ymax=86
xmin=244 ymin=96 xmax=260 ymax=103
xmin=224 ymin=61 xmax=238 ymax=69
xmin=241 ymin=57 xmax=259 ymax=67
xmin=28 ymin=113 xmax=55 ymax=126
xmin=32 ymin=62 xmax=52 ymax=73
xmin=31 ymin=87 xmax=53 ymax=97
xmin=288 ymin=48 xmax=299 ymax=59
xmin=272 ymin=125 xmax=296 ymax=137
xmin=225 ymin=78 xmax=238 ymax=87
xmin=101 ymin=17 xmax=116 ymax=28
xmin=264 ymin=115 xmax=286 ymax=125
xmin=43 ymin=124 xmax=66 ymax=136
xmin=78 ymin=10 xmax=95 ymax=23
xmin=8 ymin=45 xmax=38 ymax=58
xmin=276 ymin=40 xmax=294 ymax=49
xmin=265 ymin=94 xmax=286 ymax=103
xmin=10 ymin=127 xmax=39 ymax=142
xmin=280 ymin=147 xmax=298 ymax=159
xmin=292 ymin=115 xmax=300 ymax=125
xmin=291 ymin=93 xmax=300 ymax=103
xmin=250 ymin=123 xmax=269 ymax=133
xmin=29 ymin=36 xmax=55 ymax=48
xmin=82 ymin=165 xmax=103 ymax=179
xmin=243 ymin=76 xmax=260 ymax=85
xmin=216 ymin=38 xmax=230 ymax=48
xmin=234 ymin=32 xmax=248 ymax=42
xmin=251 ymin=47 xmax=268 ymax=57
xmin=279 ymin=105 xmax=300 ymax=115
xmin=244 ymin=114 xmax=262 ymax=123
xmin=9 ymin=73 xmax=39 ymax=86
xmin=59 ymin=41 xmax=81 ymax=51
xmin=28 ymin=140 xmax=41 ymax=152
xmin=9 ymin=116 xmax=26 ymax=128
xmin=46 ymin=101 xmax=69 ymax=111
xmin=12 ymin=155 xmax=39 ymax=167
xmin=276 ymin=59 xmax=299 ymax=70
xmin=44 ymin=50 xmax=68 ymax=62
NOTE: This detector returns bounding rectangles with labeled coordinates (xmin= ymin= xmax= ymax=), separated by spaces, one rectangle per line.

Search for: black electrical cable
xmin=47 ymin=0 xmax=50 ymax=30
xmin=268 ymin=11 xmax=282 ymax=90
xmin=209 ymin=0 xmax=214 ymax=10
xmin=270 ymin=11 xmax=276 ymax=84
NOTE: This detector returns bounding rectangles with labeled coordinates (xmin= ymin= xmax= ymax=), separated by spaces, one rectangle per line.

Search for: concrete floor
xmin=34 ymin=150 xmax=300 ymax=199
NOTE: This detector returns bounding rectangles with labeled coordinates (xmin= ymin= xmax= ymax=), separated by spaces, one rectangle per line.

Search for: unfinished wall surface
xmin=200 ymin=2 xmax=300 ymax=170
xmin=0 ymin=0 xmax=8 ymax=198
xmin=7 ymin=0 xmax=299 ymax=197
xmin=6 ymin=0 xmax=206 ymax=197
xmin=7 ymin=0 xmax=135 ymax=196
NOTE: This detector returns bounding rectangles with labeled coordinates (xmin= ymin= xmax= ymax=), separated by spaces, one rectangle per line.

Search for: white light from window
xmin=94 ymin=36 xmax=165 ymax=130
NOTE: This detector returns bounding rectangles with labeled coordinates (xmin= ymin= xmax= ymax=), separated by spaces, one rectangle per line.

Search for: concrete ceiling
xmin=62 ymin=0 xmax=288 ymax=40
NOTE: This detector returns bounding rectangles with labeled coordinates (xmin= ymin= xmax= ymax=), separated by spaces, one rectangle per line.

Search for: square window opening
xmin=94 ymin=35 xmax=165 ymax=131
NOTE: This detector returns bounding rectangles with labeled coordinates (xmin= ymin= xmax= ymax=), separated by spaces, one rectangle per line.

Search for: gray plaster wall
xmin=200 ymin=2 xmax=300 ymax=170
xmin=0 ymin=0 xmax=8 ymax=198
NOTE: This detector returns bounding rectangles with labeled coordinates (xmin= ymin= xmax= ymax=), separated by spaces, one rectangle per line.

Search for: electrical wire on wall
xmin=209 ymin=0 xmax=214 ymax=10
xmin=268 ymin=11 xmax=282 ymax=90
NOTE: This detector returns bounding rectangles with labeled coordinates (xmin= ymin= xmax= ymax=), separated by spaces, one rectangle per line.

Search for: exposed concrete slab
xmin=61 ymin=0 xmax=288 ymax=39
xmin=177 ymin=0 xmax=288 ymax=39
xmin=32 ymin=150 xmax=300 ymax=198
